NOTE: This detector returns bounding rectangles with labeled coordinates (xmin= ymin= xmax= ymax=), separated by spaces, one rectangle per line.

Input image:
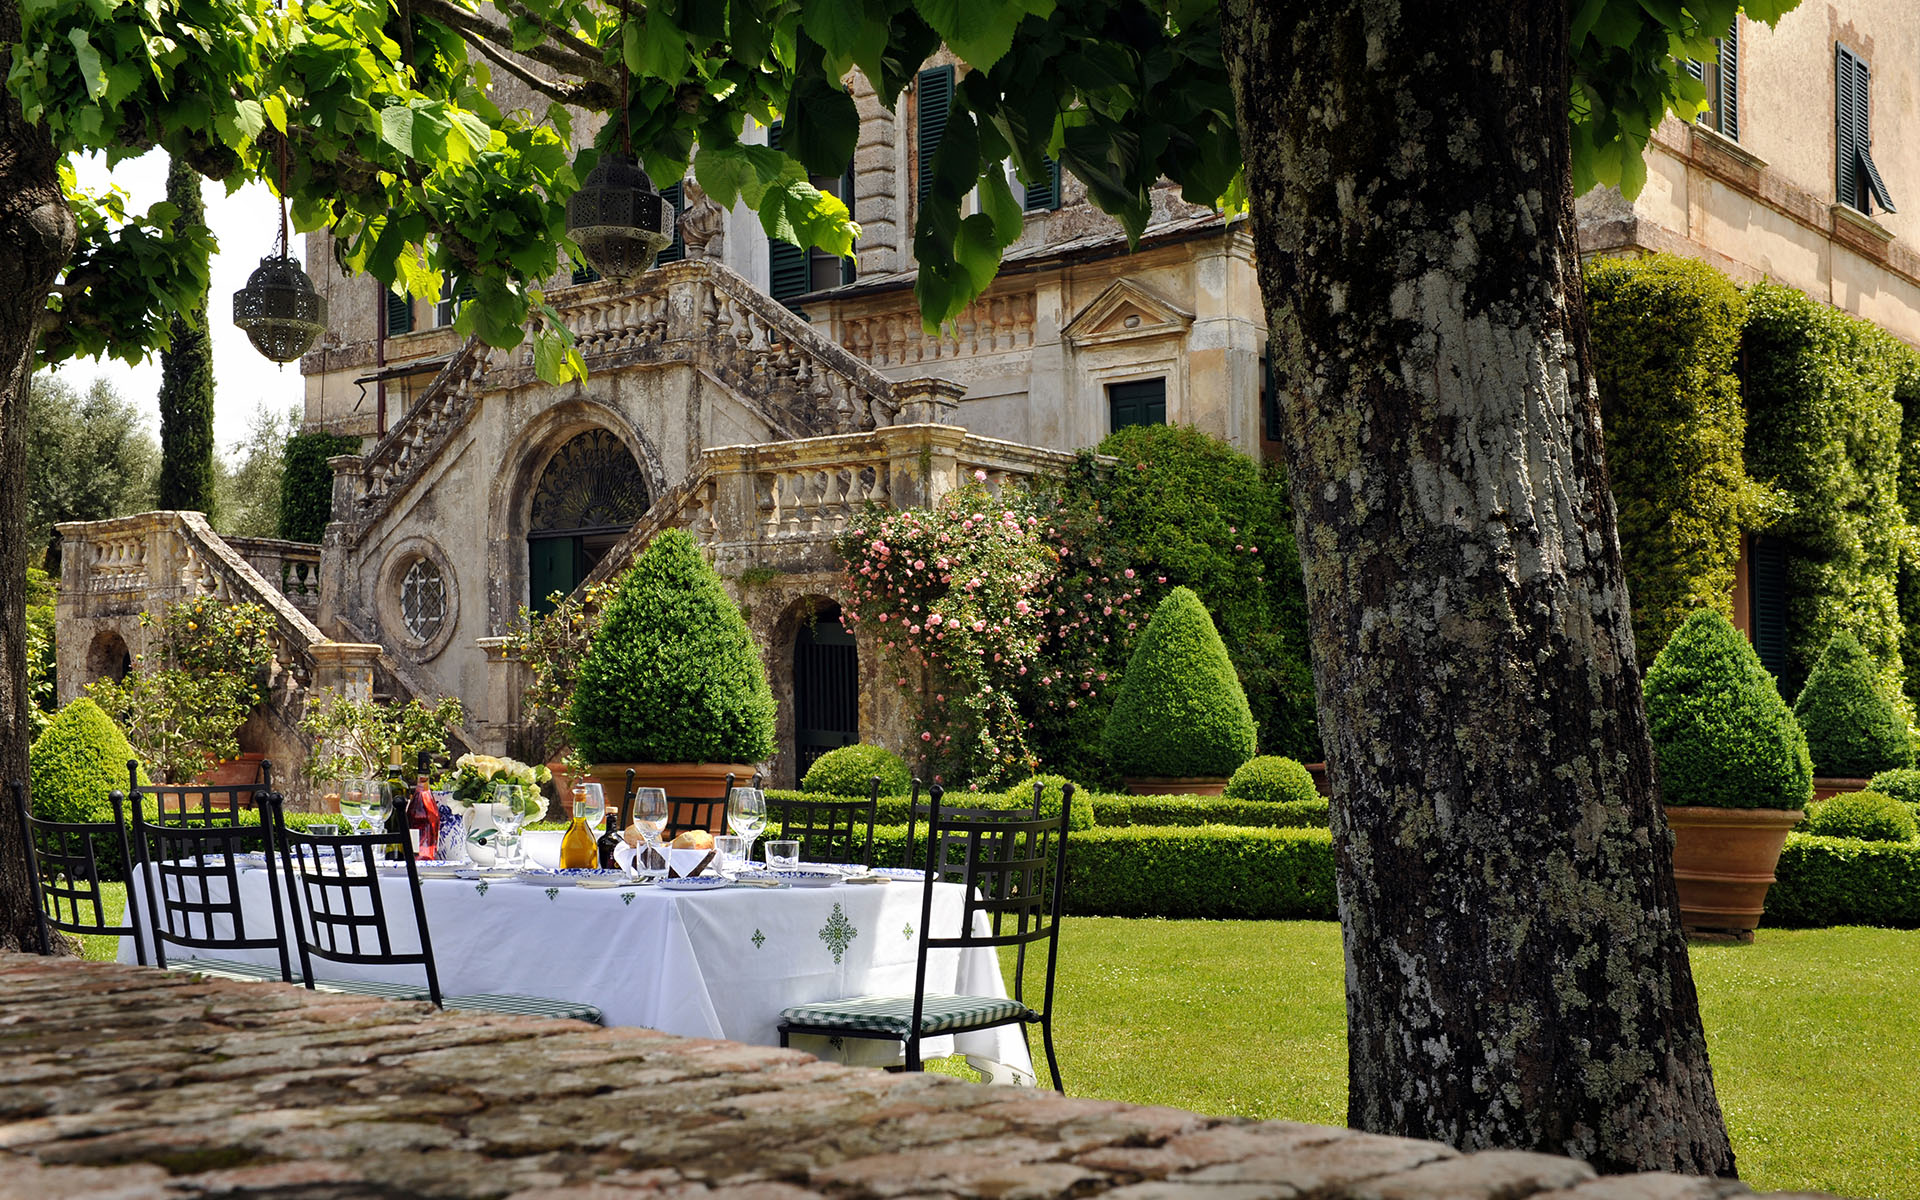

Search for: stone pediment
xmin=1062 ymin=279 xmax=1194 ymax=349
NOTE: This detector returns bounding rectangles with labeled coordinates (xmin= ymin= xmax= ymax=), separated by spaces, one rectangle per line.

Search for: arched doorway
xmin=527 ymin=429 xmax=650 ymax=614
xmin=793 ymin=608 xmax=859 ymax=777
xmin=84 ymin=629 xmax=131 ymax=685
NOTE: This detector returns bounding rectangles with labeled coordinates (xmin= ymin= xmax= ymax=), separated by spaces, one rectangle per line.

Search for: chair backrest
xmin=266 ymin=793 xmax=443 ymax=1004
xmin=765 ymin=777 xmax=878 ymax=866
xmin=910 ymin=783 xmax=1072 ymax=1029
xmin=665 ymin=771 xmax=761 ymax=842
xmin=133 ymin=787 xmax=295 ymax=980
xmin=905 ymin=778 xmax=1044 ymax=881
xmin=8 ymin=780 xmax=146 ymax=964
xmin=132 ymin=758 xmax=273 ymax=828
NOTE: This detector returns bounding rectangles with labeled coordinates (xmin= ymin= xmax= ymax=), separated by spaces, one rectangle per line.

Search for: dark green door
xmin=1108 ymin=378 xmax=1167 ymax=431
xmin=528 ymin=536 xmax=582 ymax=615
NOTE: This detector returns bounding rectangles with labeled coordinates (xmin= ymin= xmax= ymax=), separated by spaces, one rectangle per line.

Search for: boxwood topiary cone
xmin=1643 ymin=608 xmax=1811 ymax=809
xmin=1101 ymin=587 xmax=1257 ymax=780
xmin=1791 ymin=631 xmax=1915 ymax=779
xmin=569 ymin=528 xmax=776 ymax=766
xmin=29 ymin=697 xmax=149 ymax=824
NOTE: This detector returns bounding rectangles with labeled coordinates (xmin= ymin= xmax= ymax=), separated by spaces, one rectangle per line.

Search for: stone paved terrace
xmin=0 ymin=954 xmax=1832 ymax=1200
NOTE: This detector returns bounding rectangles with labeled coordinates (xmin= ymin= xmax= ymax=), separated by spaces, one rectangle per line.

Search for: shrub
xmin=570 ymin=528 xmax=775 ymax=765
xmin=1642 ymin=608 xmax=1812 ymax=809
xmin=1867 ymin=767 xmax=1920 ymax=805
xmin=1094 ymin=794 xmax=1329 ymax=830
xmin=802 ymin=744 xmax=912 ymax=797
xmin=991 ymin=774 xmax=1096 ymax=831
xmin=28 ymin=698 xmax=149 ymax=825
xmin=1767 ymin=834 xmax=1920 ymax=928
xmin=277 ymin=431 xmax=361 ymax=543
xmin=1102 ymin=588 xmax=1256 ymax=779
xmin=1224 ymin=756 xmax=1319 ymax=805
xmin=1803 ymin=791 xmax=1917 ymax=843
xmin=1743 ymin=282 xmax=1908 ymax=697
xmin=1892 ymin=352 xmax=1920 ymax=714
xmin=1585 ymin=255 xmax=1763 ymax=661
xmin=1792 ymin=631 xmax=1915 ymax=778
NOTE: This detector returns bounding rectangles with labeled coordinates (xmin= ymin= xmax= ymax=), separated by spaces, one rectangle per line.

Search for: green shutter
xmin=917 ymin=65 xmax=954 ymax=208
xmin=1024 ymin=157 xmax=1061 ymax=212
xmin=1717 ymin=21 xmax=1738 ymax=141
xmin=766 ymin=122 xmax=811 ymax=306
xmin=656 ymin=182 xmax=687 ymax=265
xmin=1108 ymin=379 xmax=1167 ymax=433
xmin=1837 ymin=44 xmax=1864 ymax=209
xmin=1748 ymin=535 xmax=1790 ymax=680
xmin=571 ymin=263 xmax=601 ymax=285
xmin=385 ymin=289 xmax=413 ymax=335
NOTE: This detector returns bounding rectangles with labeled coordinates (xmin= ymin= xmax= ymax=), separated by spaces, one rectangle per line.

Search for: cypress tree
xmin=156 ymin=155 xmax=216 ymax=517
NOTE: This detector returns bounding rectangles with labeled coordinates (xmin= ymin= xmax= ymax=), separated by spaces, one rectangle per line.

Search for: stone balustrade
xmin=837 ymin=289 xmax=1038 ymax=367
xmin=0 ymin=953 xmax=1815 ymax=1200
xmin=222 ymin=535 xmax=323 ymax=616
xmin=352 ymin=336 xmax=493 ymax=533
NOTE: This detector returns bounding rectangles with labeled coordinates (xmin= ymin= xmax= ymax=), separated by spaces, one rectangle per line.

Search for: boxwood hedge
xmin=1766 ymin=833 xmax=1920 ymax=928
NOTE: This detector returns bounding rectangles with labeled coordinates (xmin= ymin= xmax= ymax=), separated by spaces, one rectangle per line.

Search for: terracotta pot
xmin=1304 ymin=762 xmax=1333 ymax=797
xmin=191 ymin=752 xmax=267 ymax=787
xmin=1812 ymin=777 xmax=1871 ymax=802
xmin=546 ymin=758 xmax=575 ymax=817
xmin=1124 ymin=776 xmax=1229 ymax=796
xmin=585 ymin=762 xmax=758 ymax=832
xmin=1665 ymin=805 xmax=1806 ymax=941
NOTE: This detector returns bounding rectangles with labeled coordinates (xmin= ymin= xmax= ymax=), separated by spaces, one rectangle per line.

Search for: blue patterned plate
xmin=516 ymin=868 xmax=630 ymax=887
xmin=770 ymin=869 xmax=840 ymax=888
xmin=658 ymin=875 xmax=732 ymax=891
xmin=870 ymin=867 xmax=926 ymax=882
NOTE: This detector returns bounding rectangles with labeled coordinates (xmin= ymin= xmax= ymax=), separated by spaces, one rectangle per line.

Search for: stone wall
xmin=0 ymin=953 xmax=1823 ymax=1200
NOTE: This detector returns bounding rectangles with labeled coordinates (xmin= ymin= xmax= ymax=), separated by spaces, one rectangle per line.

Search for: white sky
xmin=48 ymin=153 xmax=309 ymax=461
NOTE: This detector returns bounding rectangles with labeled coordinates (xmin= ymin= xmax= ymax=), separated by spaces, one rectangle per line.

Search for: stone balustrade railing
xmin=222 ymin=536 xmax=323 ymax=616
xmin=836 ymin=289 xmax=1038 ymax=367
xmin=350 ymin=336 xmax=492 ymax=536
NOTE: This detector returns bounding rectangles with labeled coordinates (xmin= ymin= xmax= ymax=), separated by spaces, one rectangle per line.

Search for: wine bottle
xmin=409 ymin=750 xmax=440 ymax=861
xmin=386 ymin=746 xmax=409 ymax=857
xmin=596 ymin=808 xmax=621 ymax=870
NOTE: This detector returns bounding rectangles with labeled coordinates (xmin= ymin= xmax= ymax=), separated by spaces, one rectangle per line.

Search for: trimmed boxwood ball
xmin=1803 ymin=791 xmax=1918 ymax=843
xmin=569 ymin=529 xmax=776 ymax=765
xmin=1224 ymin=756 xmax=1318 ymax=805
xmin=1643 ymin=608 xmax=1812 ymax=810
xmin=1791 ymin=631 xmax=1915 ymax=778
xmin=1867 ymin=767 xmax=1920 ymax=805
xmin=1101 ymin=587 xmax=1257 ymax=779
xmin=802 ymin=744 xmax=912 ymax=797
xmin=28 ymin=697 xmax=149 ymax=824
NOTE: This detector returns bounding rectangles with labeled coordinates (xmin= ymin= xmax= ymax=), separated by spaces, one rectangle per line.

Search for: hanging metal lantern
xmin=566 ymin=154 xmax=676 ymax=280
xmin=233 ymin=253 xmax=328 ymax=363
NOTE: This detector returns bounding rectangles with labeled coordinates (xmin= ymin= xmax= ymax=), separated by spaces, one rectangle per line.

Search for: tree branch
xmin=413 ymin=0 xmax=611 ymax=91
xmin=465 ymin=36 xmax=607 ymax=109
xmin=496 ymin=0 xmax=607 ymax=71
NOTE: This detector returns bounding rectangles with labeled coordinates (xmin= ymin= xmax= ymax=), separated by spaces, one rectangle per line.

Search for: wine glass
xmin=570 ymin=782 xmax=605 ymax=827
xmin=629 ymin=787 xmax=668 ymax=876
xmin=727 ymin=787 xmax=767 ymax=861
xmin=491 ymin=782 xmax=527 ymax=868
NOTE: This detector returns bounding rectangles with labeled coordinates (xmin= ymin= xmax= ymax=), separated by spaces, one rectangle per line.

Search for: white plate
xmin=658 ymin=875 xmax=732 ymax=891
xmin=517 ymin=868 xmax=630 ymax=887
xmin=454 ymin=867 xmax=519 ymax=880
xmin=770 ymin=869 xmax=840 ymax=888
xmin=414 ymin=863 xmax=464 ymax=879
xmin=870 ymin=867 xmax=926 ymax=882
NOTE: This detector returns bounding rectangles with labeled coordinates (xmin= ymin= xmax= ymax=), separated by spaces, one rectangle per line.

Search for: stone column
xmin=882 ymin=423 xmax=969 ymax=510
xmin=306 ymin=642 xmax=381 ymax=705
xmin=891 ymin=376 xmax=967 ymax=425
xmin=319 ymin=455 xmax=366 ymax=631
xmin=476 ymin=637 xmax=524 ymax=756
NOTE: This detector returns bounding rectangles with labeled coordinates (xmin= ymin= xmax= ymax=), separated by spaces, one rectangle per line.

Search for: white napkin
xmin=613 ymin=843 xmax=709 ymax=876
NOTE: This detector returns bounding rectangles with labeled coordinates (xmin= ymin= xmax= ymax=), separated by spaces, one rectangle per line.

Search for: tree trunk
xmin=1219 ymin=0 xmax=1734 ymax=1176
xmin=0 ymin=16 xmax=75 ymax=950
xmin=157 ymin=155 xmax=217 ymax=518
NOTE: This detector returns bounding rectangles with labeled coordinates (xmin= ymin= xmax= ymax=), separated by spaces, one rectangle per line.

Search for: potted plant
xmin=1101 ymin=587 xmax=1257 ymax=795
xmin=505 ymin=582 xmax=611 ymax=813
xmin=569 ymin=529 xmax=776 ymax=826
xmin=1643 ymin=608 xmax=1812 ymax=940
xmin=1790 ymin=630 xmax=1915 ymax=799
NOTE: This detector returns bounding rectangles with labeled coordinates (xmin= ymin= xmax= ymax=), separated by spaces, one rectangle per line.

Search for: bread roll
xmin=671 ymin=828 xmax=714 ymax=850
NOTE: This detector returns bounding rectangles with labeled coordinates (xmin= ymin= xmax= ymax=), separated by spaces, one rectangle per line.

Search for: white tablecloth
xmin=122 ymin=831 xmax=1035 ymax=1084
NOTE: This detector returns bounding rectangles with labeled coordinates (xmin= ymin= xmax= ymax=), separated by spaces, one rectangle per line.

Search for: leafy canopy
xmin=13 ymin=0 xmax=1801 ymax=370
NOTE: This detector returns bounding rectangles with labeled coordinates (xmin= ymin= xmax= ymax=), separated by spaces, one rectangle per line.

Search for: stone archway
xmin=783 ymin=600 xmax=859 ymax=781
xmin=83 ymin=629 xmax=131 ymax=686
xmin=526 ymin=429 xmax=651 ymax=614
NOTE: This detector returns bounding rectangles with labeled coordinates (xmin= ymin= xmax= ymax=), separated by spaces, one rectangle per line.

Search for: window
xmin=917 ymin=65 xmax=954 ymax=208
xmin=1108 ymin=378 xmax=1167 ymax=432
xmin=435 ymin=273 xmax=476 ymax=327
xmin=1686 ymin=20 xmax=1738 ymax=140
xmin=384 ymin=288 xmax=414 ymax=336
xmin=399 ymin=558 xmax=447 ymax=643
xmin=1836 ymin=43 xmax=1897 ymax=215
xmin=571 ymin=263 xmax=601 ymax=285
xmin=655 ymin=182 xmax=688 ymax=265
xmin=767 ymin=122 xmax=855 ymax=308
xmin=1023 ymin=157 xmax=1063 ymax=212
xmin=1748 ymin=534 xmax=1789 ymax=679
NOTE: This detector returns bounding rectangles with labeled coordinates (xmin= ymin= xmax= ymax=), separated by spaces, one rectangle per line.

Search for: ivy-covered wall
xmin=1742 ymin=281 xmax=1911 ymax=700
xmin=1893 ymin=357 xmax=1920 ymax=714
xmin=1585 ymin=253 xmax=1761 ymax=661
xmin=277 ymin=431 xmax=362 ymax=543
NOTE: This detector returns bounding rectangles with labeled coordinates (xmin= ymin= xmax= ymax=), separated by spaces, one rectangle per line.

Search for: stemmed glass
xmin=339 ymin=777 xmax=386 ymax=862
xmin=726 ymin=787 xmax=767 ymax=862
xmin=491 ymin=782 xmax=528 ymax=868
xmin=629 ymin=788 xmax=668 ymax=876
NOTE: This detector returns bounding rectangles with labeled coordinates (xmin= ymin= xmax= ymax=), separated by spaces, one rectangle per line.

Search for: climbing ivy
xmin=277 ymin=431 xmax=361 ymax=544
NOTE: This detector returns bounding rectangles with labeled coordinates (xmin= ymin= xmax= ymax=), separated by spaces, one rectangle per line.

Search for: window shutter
xmin=917 ymin=65 xmax=954 ymax=208
xmin=1717 ymin=21 xmax=1738 ymax=140
xmin=1024 ymin=157 xmax=1062 ymax=212
xmin=839 ymin=166 xmax=857 ymax=285
xmin=385 ymin=289 xmax=413 ymax=336
xmin=655 ymin=182 xmax=687 ymax=265
xmin=1837 ymin=45 xmax=1862 ymax=208
xmin=1748 ymin=535 xmax=1790 ymax=680
xmin=1261 ymin=351 xmax=1283 ymax=442
xmin=765 ymin=122 xmax=811 ymax=305
xmin=571 ymin=263 xmax=601 ymax=285
xmin=1108 ymin=378 xmax=1167 ymax=432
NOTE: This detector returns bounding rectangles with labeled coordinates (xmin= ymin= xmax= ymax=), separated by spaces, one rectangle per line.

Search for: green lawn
xmin=75 ymin=891 xmax=1915 ymax=1197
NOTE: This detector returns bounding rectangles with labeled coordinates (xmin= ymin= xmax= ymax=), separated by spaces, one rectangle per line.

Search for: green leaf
xmin=975 ymin=165 xmax=1022 ymax=248
xmin=380 ymin=104 xmax=416 ymax=157
xmin=783 ymin=71 xmax=859 ymax=176
xmin=913 ymin=0 xmax=1051 ymax=70
xmin=261 ymin=94 xmax=287 ymax=134
xmin=627 ymin=10 xmax=691 ymax=84
xmin=800 ymin=0 xmax=864 ymax=61
xmin=67 ymin=29 xmax=105 ymax=100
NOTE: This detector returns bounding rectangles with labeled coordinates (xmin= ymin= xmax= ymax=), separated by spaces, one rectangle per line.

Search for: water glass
xmin=714 ymin=834 xmax=748 ymax=875
xmin=630 ymin=787 xmax=668 ymax=873
xmin=727 ymin=787 xmax=768 ymax=857
xmin=765 ymin=839 xmax=800 ymax=870
xmin=571 ymin=781 xmax=605 ymax=827
xmin=490 ymin=782 xmax=527 ymax=867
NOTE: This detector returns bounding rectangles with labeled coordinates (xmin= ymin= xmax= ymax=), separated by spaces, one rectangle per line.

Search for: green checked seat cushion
xmin=165 ymin=958 xmax=296 ymax=984
xmin=309 ymin=977 xmax=433 ymax=1001
xmin=444 ymin=993 xmax=605 ymax=1025
xmin=779 ymin=994 xmax=1031 ymax=1037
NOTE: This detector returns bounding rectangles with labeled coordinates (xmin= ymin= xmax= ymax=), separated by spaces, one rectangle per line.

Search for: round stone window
xmin=399 ymin=558 xmax=448 ymax=644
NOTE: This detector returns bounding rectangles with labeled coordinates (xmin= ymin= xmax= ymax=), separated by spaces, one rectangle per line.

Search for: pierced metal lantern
xmin=233 ymin=254 xmax=329 ymax=363
xmin=566 ymin=154 xmax=676 ymax=279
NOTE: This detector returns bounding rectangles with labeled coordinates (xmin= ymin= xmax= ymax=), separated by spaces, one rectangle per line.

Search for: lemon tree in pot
xmin=569 ymin=529 xmax=775 ymax=828
xmin=1643 ymin=608 xmax=1812 ymax=940
xmin=1101 ymin=587 xmax=1256 ymax=795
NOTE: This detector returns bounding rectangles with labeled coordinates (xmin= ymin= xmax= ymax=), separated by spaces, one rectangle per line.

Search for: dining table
xmin=120 ymin=831 xmax=1037 ymax=1085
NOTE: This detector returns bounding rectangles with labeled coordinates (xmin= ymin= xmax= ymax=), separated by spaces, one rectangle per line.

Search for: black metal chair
xmin=133 ymin=787 xmax=298 ymax=984
xmin=778 ymin=783 xmax=1073 ymax=1092
xmin=664 ymin=771 xmax=761 ymax=842
xmin=129 ymin=757 xmax=272 ymax=828
xmin=765 ymin=776 xmax=879 ymax=866
xmin=8 ymin=779 xmax=146 ymax=963
xmin=265 ymin=793 xmax=604 ymax=1023
xmin=904 ymin=777 xmax=1043 ymax=881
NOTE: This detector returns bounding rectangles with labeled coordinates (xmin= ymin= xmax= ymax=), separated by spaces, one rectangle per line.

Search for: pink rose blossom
xmin=974 ymin=469 xmax=987 ymax=482
xmin=1124 ymin=568 xmax=1135 ymax=579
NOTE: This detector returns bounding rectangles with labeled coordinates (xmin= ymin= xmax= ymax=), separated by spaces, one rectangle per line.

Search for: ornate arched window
xmin=528 ymin=429 xmax=649 ymax=613
xmin=399 ymin=558 xmax=448 ymax=643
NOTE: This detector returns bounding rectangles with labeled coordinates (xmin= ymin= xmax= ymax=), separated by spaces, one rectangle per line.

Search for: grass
xmin=73 ymin=892 xmax=1916 ymax=1197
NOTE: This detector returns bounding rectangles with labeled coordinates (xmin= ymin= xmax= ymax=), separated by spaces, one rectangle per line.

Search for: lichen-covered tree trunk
xmin=1219 ymin=0 xmax=1735 ymax=1175
xmin=0 ymin=14 xmax=75 ymax=951
xmin=157 ymin=154 xmax=216 ymax=518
